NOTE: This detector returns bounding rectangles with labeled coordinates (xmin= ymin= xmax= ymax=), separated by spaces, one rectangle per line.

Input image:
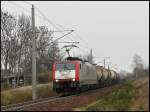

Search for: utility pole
xmin=90 ymin=48 xmax=93 ymax=64
xmin=94 ymin=56 xmax=110 ymax=68
xmin=103 ymin=57 xmax=110 ymax=68
xmin=107 ymin=62 xmax=111 ymax=69
xmin=104 ymin=59 xmax=105 ymax=68
xmin=31 ymin=4 xmax=37 ymax=100
xmin=108 ymin=65 xmax=109 ymax=70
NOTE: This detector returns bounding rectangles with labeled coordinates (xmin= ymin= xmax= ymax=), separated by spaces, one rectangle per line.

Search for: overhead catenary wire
xmin=73 ymin=31 xmax=90 ymax=49
xmin=21 ymin=1 xmax=91 ymax=56
xmin=19 ymin=3 xmax=74 ymax=44
xmin=21 ymin=1 xmax=74 ymax=42
xmin=5 ymin=1 xmax=111 ymax=65
xmin=7 ymin=1 xmax=31 ymax=14
xmin=34 ymin=6 xmax=75 ymax=43
xmin=35 ymin=6 xmax=61 ymax=31
xmin=72 ymin=31 xmax=99 ymax=57
xmin=70 ymin=32 xmax=91 ymax=51
xmin=7 ymin=2 xmax=83 ymax=53
xmin=7 ymin=1 xmax=50 ymax=21
xmin=72 ymin=31 xmax=102 ymax=59
xmin=26 ymin=2 xmax=78 ymax=44
xmin=21 ymin=1 xmax=33 ymax=6
xmin=21 ymin=1 xmax=55 ymax=29
xmin=7 ymin=1 xmax=55 ymax=32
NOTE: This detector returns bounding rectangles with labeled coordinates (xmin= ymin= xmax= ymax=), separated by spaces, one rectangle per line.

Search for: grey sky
xmin=1 ymin=1 xmax=149 ymax=72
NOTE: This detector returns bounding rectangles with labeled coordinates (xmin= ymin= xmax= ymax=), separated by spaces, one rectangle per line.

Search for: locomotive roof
xmin=54 ymin=60 xmax=80 ymax=63
xmin=54 ymin=57 xmax=91 ymax=64
xmin=66 ymin=57 xmax=88 ymax=62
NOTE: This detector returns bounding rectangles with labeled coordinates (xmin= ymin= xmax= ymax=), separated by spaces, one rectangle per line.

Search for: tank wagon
xmin=52 ymin=57 xmax=119 ymax=93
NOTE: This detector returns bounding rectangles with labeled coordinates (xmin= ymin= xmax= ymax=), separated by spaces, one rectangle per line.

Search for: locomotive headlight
xmin=72 ymin=78 xmax=75 ymax=81
xmin=56 ymin=79 xmax=59 ymax=82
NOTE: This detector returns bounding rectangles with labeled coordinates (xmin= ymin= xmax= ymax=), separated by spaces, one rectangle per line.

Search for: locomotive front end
xmin=52 ymin=61 xmax=79 ymax=93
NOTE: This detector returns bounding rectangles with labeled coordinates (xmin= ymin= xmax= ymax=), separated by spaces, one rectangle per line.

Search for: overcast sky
xmin=1 ymin=1 xmax=149 ymax=72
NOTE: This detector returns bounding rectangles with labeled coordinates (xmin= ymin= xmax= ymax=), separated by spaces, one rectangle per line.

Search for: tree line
xmin=120 ymin=53 xmax=149 ymax=81
xmin=1 ymin=10 xmax=63 ymax=86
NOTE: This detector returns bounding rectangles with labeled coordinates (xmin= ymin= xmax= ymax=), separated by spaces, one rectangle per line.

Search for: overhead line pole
xmin=95 ymin=57 xmax=110 ymax=68
xmin=103 ymin=57 xmax=110 ymax=68
xmin=104 ymin=59 xmax=105 ymax=68
xmin=31 ymin=4 xmax=37 ymax=100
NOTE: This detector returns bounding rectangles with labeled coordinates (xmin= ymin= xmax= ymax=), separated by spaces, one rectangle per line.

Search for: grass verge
xmin=1 ymin=83 xmax=57 ymax=106
xmin=73 ymin=81 xmax=136 ymax=111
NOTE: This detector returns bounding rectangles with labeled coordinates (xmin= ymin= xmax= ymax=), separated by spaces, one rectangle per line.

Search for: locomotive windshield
xmin=56 ymin=63 xmax=75 ymax=70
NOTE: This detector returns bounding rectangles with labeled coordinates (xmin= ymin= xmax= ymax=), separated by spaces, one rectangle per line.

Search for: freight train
xmin=52 ymin=57 xmax=120 ymax=93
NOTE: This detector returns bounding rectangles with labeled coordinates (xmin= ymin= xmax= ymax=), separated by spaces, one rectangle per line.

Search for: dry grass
xmin=73 ymin=76 xmax=149 ymax=111
xmin=84 ymin=81 xmax=136 ymax=111
xmin=1 ymin=83 xmax=57 ymax=106
xmin=129 ymin=76 xmax=149 ymax=111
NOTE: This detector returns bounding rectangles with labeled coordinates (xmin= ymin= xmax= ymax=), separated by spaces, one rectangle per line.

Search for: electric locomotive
xmin=52 ymin=57 xmax=119 ymax=93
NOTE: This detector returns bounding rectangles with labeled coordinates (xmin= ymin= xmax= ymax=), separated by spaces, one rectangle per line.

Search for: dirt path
xmin=129 ymin=76 xmax=149 ymax=111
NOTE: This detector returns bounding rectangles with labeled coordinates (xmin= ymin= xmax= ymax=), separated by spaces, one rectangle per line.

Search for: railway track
xmin=1 ymin=84 xmax=120 ymax=111
xmin=1 ymin=78 xmax=148 ymax=111
xmin=1 ymin=96 xmax=59 ymax=111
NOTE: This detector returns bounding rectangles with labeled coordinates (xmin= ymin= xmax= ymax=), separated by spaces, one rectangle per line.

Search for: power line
xmin=34 ymin=5 xmax=72 ymax=35
xmin=21 ymin=1 xmax=83 ymax=47
xmin=73 ymin=31 xmax=101 ymax=59
xmin=69 ymin=32 xmax=92 ymax=57
xmin=33 ymin=5 xmax=76 ymax=43
xmin=7 ymin=1 xmax=76 ymax=52
xmin=7 ymin=1 xmax=31 ymax=14
xmin=35 ymin=6 xmax=61 ymax=31
xmin=70 ymin=32 xmax=91 ymax=52
xmin=21 ymin=1 xmax=56 ymax=29
xmin=7 ymin=1 xmax=55 ymax=32
xmin=7 ymin=1 xmax=100 ymax=60
xmin=73 ymin=31 xmax=90 ymax=49
xmin=34 ymin=6 xmax=75 ymax=43
xmin=72 ymin=31 xmax=97 ymax=56
xmin=58 ymin=41 xmax=79 ymax=44
xmin=7 ymin=1 xmax=51 ymax=33
xmin=21 ymin=1 xmax=70 ymax=32
xmin=21 ymin=1 xmax=33 ymax=6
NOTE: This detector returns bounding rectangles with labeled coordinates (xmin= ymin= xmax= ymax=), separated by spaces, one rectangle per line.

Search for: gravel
xmin=24 ymin=84 xmax=120 ymax=111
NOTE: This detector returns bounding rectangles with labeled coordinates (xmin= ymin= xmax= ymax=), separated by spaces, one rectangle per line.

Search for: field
xmin=73 ymin=76 xmax=149 ymax=111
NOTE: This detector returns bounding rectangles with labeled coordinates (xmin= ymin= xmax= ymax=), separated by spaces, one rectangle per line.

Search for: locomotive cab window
xmin=56 ymin=63 xmax=75 ymax=70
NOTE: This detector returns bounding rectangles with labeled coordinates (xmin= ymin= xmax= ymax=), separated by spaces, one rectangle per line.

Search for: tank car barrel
xmin=96 ymin=66 xmax=118 ymax=84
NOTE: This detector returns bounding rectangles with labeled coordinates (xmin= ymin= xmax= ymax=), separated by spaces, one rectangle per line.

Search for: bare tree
xmin=36 ymin=26 xmax=51 ymax=58
xmin=132 ymin=53 xmax=144 ymax=79
xmin=16 ymin=13 xmax=32 ymax=86
xmin=1 ymin=11 xmax=17 ymax=85
xmin=1 ymin=10 xmax=64 ymax=87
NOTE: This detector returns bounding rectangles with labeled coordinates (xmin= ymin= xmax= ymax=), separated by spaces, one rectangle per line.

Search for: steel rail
xmin=1 ymin=83 xmax=120 ymax=111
